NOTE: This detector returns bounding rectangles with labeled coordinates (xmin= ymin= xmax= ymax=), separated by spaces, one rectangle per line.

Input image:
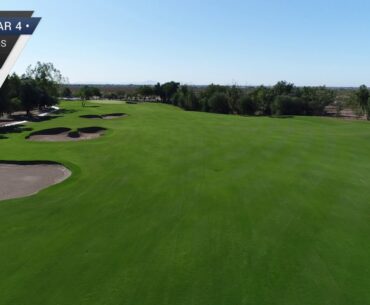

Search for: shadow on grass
xmin=269 ymin=115 xmax=295 ymax=119
xmin=78 ymin=126 xmax=107 ymax=133
xmin=27 ymin=127 xmax=71 ymax=137
xmin=103 ymin=113 xmax=126 ymax=118
xmin=55 ymin=109 xmax=78 ymax=115
xmin=0 ymin=125 xmax=33 ymax=135
xmin=0 ymin=160 xmax=65 ymax=165
xmin=80 ymin=115 xmax=102 ymax=119
xmin=30 ymin=116 xmax=61 ymax=122
xmin=80 ymin=113 xmax=126 ymax=119
xmin=9 ymin=115 xmax=62 ymax=123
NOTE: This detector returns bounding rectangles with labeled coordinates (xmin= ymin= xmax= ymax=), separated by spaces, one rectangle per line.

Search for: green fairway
xmin=1 ymin=101 xmax=370 ymax=305
xmin=89 ymin=99 xmax=127 ymax=104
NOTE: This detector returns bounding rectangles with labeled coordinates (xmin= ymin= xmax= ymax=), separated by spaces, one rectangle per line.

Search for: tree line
xmin=0 ymin=62 xmax=64 ymax=116
xmin=3 ymin=64 xmax=370 ymax=120
xmin=139 ymin=81 xmax=337 ymax=116
xmin=63 ymin=81 xmax=370 ymax=119
xmin=353 ymin=85 xmax=370 ymax=120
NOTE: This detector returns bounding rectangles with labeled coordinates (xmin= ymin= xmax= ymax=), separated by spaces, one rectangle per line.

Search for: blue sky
xmin=2 ymin=0 xmax=370 ymax=86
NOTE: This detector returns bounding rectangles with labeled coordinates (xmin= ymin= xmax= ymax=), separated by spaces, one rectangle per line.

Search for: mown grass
xmin=1 ymin=101 xmax=370 ymax=305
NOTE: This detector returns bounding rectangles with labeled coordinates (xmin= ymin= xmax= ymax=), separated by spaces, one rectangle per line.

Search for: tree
xmin=0 ymin=77 xmax=12 ymax=115
xmin=208 ymin=92 xmax=230 ymax=114
xmin=162 ymin=82 xmax=180 ymax=103
xmin=90 ymin=87 xmax=102 ymax=98
xmin=137 ymin=85 xmax=154 ymax=97
xmin=354 ymin=85 xmax=370 ymax=119
xmin=153 ymin=82 xmax=180 ymax=103
xmin=78 ymin=86 xmax=94 ymax=106
xmin=273 ymin=81 xmax=294 ymax=96
xmin=19 ymin=78 xmax=41 ymax=116
xmin=250 ymin=86 xmax=274 ymax=115
xmin=25 ymin=62 xmax=64 ymax=108
xmin=272 ymin=95 xmax=304 ymax=115
xmin=239 ymin=95 xmax=257 ymax=115
xmin=116 ymin=90 xmax=126 ymax=99
xmin=173 ymin=86 xmax=200 ymax=111
xmin=61 ymin=87 xmax=72 ymax=98
xmin=0 ymin=83 xmax=9 ymax=116
xmin=227 ymin=85 xmax=242 ymax=114
xmin=200 ymin=97 xmax=210 ymax=112
xmin=26 ymin=62 xmax=65 ymax=84
xmin=0 ymin=63 xmax=66 ymax=116
xmin=0 ymin=74 xmax=21 ymax=115
xmin=105 ymin=92 xmax=118 ymax=100
xmin=173 ymin=90 xmax=185 ymax=107
xmin=182 ymin=86 xmax=200 ymax=110
xmin=154 ymin=83 xmax=163 ymax=100
xmin=184 ymin=90 xmax=200 ymax=111
xmin=299 ymin=86 xmax=335 ymax=115
xmin=201 ymin=84 xmax=227 ymax=100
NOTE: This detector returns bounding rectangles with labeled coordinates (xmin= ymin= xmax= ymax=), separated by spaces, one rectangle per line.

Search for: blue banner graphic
xmin=0 ymin=17 xmax=41 ymax=35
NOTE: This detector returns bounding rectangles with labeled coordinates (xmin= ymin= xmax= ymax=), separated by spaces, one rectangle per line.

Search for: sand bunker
xmin=0 ymin=161 xmax=71 ymax=201
xmin=27 ymin=127 xmax=106 ymax=142
xmin=80 ymin=113 xmax=127 ymax=120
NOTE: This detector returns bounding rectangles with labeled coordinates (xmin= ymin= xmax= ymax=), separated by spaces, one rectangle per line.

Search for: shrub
xmin=208 ymin=92 xmax=230 ymax=114
xmin=239 ymin=95 xmax=257 ymax=115
xmin=272 ymin=95 xmax=304 ymax=115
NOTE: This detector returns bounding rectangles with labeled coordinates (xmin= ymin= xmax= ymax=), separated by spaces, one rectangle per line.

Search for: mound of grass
xmin=1 ymin=101 xmax=370 ymax=305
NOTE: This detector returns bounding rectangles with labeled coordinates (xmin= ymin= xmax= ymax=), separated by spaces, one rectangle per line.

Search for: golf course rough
xmin=1 ymin=101 xmax=370 ymax=305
